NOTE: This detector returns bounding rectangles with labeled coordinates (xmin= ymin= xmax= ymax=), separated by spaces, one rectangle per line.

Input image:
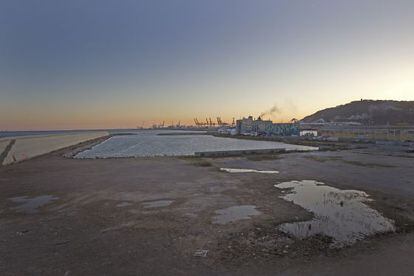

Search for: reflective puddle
xmin=213 ymin=205 xmax=261 ymax=224
xmin=10 ymin=195 xmax=59 ymax=214
xmin=220 ymin=168 xmax=279 ymax=174
xmin=142 ymin=200 xmax=173 ymax=209
xmin=274 ymin=180 xmax=395 ymax=247
xmin=116 ymin=202 xmax=133 ymax=208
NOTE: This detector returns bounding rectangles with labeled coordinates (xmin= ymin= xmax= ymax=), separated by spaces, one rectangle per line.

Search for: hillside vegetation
xmin=302 ymin=100 xmax=414 ymax=125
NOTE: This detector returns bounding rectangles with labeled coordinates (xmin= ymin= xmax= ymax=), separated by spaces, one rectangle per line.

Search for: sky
xmin=1 ymin=0 xmax=414 ymax=130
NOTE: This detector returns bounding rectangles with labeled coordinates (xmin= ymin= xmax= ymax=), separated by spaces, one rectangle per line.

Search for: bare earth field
xmin=0 ymin=140 xmax=413 ymax=275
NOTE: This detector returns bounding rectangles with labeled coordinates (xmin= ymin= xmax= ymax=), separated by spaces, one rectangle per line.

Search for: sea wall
xmin=0 ymin=132 xmax=108 ymax=165
xmin=194 ymin=148 xmax=287 ymax=157
xmin=0 ymin=140 xmax=9 ymax=156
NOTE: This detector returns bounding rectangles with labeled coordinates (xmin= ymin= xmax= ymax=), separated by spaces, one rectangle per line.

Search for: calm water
xmin=0 ymin=130 xmax=106 ymax=139
xmin=0 ymin=128 xmax=141 ymax=139
xmin=274 ymin=180 xmax=395 ymax=247
xmin=212 ymin=205 xmax=261 ymax=224
xmin=142 ymin=199 xmax=174 ymax=209
xmin=10 ymin=195 xmax=59 ymax=214
xmin=75 ymin=130 xmax=316 ymax=158
xmin=220 ymin=168 xmax=279 ymax=174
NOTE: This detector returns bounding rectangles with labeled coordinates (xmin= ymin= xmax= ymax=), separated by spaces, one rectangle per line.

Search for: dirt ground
xmin=0 ymin=140 xmax=413 ymax=275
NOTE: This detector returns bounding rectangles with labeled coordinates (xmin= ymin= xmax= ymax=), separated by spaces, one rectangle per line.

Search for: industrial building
xmin=236 ymin=116 xmax=414 ymax=141
xmin=236 ymin=116 xmax=272 ymax=134
xmin=236 ymin=116 xmax=299 ymax=136
xmin=319 ymin=125 xmax=414 ymax=142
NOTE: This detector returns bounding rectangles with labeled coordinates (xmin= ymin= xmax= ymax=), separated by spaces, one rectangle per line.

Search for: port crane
xmin=193 ymin=117 xmax=235 ymax=127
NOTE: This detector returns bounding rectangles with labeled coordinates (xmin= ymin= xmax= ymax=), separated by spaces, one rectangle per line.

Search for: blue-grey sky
xmin=1 ymin=0 xmax=414 ymax=130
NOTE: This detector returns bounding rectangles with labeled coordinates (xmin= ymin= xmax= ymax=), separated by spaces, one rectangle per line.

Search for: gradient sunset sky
xmin=1 ymin=0 xmax=414 ymax=130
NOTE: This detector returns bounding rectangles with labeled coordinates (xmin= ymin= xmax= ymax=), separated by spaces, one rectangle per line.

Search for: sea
xmin=74 ymin=130 xmax=316 ymax=158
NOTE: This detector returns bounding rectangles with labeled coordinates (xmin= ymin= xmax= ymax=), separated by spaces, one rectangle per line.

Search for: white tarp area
xmin=1 ymin=132 xmax=107 ymax=165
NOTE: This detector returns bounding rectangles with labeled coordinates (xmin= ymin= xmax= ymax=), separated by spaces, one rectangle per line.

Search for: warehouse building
xmin=236 ymin=116 xmax=299 ymax=136
xmin=319 ymin=125 xmax=414 ymax=142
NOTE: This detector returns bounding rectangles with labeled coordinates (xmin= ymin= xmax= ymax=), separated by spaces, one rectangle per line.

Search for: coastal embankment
xmin=0 ymin=131 xmax=108 ymax=165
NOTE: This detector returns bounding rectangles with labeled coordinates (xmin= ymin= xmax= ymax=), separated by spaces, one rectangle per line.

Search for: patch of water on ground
xmin=142 ymin=199 xmax=174 ymax=209
xmin=213 ymin=205 xmax=261 ymax=224
xmin=10 ymin=195 xmax=59 ymax=214
xmin=274 ymin=180 xmax=395 ymax=247
xmin=220 ymin=168 xmax=279 ymax=174
xmin=116 ymin=201 xmax=133 ymax=208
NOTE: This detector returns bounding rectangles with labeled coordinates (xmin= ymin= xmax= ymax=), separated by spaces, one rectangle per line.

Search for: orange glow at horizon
xmin=1 ymin=1 xmax=414 ymax=131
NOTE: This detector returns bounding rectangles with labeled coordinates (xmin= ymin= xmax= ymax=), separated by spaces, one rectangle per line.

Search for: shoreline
xmin=0 ymin=131 xmax=108 ymax=166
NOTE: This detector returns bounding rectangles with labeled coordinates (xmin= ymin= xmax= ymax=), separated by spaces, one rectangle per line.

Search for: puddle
xmin=10 ymin=195 xmax=59 ymax=214
xmin=213 ymin=205 xmax=261 ymax=224
xmin=116 ymin=202 xmax=133 ymax=208
xmin=274 ymin=180 xmax=395 ymax=247
xmin=102 ymin=221 xmax=136 ymax=233
xmin=142 ymin=200 xmax=173 ymax=209
xmin=220 ymin=168 xmax=279 ymax=174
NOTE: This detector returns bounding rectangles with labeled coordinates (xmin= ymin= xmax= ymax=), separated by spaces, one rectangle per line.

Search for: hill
xmin=301 ymin=100 xmax=414 ymax=125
